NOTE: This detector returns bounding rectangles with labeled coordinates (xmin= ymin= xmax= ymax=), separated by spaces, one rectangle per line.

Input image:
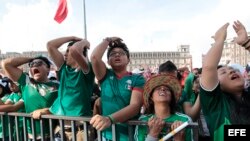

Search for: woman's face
xmin=151 ymin=85 xmax=172 ymax=103
xmin=217 ymin=66 xmax=245 ymax=93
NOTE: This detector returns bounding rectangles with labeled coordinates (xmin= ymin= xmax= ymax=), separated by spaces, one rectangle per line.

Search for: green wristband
xmin=107 ymin=115 xmax=115 ymax=124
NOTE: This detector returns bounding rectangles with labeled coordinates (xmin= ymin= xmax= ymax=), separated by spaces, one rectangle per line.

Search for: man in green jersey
xmin=90 ymin=37 xmax=145 ymax=141
xmin=2 ymin=56 xmax=59 ymax=140
xmin=0 ymin=80 xmax=25 ymax=140
xmin=32 ymin=36 xmax=95 ymax=141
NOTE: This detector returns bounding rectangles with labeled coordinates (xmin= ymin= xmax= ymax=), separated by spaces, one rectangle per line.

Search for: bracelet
xmin=242 ymin=38 xmax=250 ymax=47
xmin=103 ymin=37 xmax=112 ymax=43
xmin=107 ymin=115 xmax=115 ymax=124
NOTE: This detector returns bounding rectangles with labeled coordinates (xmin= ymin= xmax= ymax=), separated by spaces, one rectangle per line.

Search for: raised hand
xmin=73 ymin=39 xmax=90 ymax=50
xmin=213 ymin=23 xmax=229 ymax=43
xmin=233 ymin=20 xmax=248 ymax=46
xmin=72 ymin=39 xmax=90 ymax=56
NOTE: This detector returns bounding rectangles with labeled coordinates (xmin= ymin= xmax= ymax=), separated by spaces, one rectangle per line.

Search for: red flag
xmin=54 ymin=0 xmax=68 ymax=24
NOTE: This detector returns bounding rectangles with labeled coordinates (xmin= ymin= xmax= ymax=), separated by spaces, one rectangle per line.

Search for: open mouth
xmin=159 ymin=92 xmax=166 ymax=96
xmin=231 ymin=74 xmax=240 ymax=80
xmin=33 ymin=68 xmax=40 ymax=75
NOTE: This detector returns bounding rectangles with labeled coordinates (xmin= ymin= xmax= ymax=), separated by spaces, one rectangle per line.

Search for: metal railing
xmin=0 ymin=112 xmax=199 ymax=141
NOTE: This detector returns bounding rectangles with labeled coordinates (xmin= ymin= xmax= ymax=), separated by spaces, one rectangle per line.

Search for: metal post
xmin=83 ymin=0 xmax=87 ymax=39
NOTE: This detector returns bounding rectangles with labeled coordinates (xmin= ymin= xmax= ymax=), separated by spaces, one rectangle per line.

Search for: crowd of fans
xmin=0 ymin=20 xmax=250 ymax=141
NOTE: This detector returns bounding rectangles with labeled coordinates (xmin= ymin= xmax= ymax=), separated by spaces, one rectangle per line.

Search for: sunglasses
xmin=29 ymin=60 xmax=46 ymax=68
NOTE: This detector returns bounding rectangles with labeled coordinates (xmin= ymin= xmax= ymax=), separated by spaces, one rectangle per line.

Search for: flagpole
xmin=83 ymin=0 xmax=87 ymax=39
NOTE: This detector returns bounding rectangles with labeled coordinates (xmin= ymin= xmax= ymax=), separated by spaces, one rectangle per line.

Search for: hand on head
xmin=72 ymin=39 xmax=90 ymax=55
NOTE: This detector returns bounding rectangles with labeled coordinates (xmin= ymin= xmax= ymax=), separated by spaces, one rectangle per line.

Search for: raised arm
xmin=90 ymin=38 xmax=110 ymax=80
xmin=2 ymin=57 xmax=32 ymax=82
xmin=69 ymin=39 xmax=90 ymax=73
xmin=47 ymin=36 xmax=82 ymax=68
xmin=183 ymin=95 xmax=201 ymax=121
xmin=201 ymin=23 xmax=229 ymax=90
xmin=91 ymin=37 xmax=122 ymax=80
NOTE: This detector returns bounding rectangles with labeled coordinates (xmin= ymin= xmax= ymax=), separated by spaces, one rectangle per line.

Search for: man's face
xmin=64 ymin=46 xmax=77 ymax=66
xmin=29 ymin=59 xmax=49 ymax=81
xmin=108 ymin=48 xmax=129 ymax=68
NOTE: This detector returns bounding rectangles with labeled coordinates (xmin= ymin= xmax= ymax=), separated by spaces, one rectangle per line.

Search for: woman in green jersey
xmin=200 ymin=20 xmax=250 ymax=141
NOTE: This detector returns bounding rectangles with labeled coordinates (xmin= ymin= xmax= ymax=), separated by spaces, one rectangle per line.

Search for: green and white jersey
xmin=200 ymin=84 xmax=233 ymax=141
xmin=7 ymin=92 xmax=25 ymax=141
xmin=134 ymin=113 xmax=193 ymax=141
xmin=6 ymin=92 xmax=25 ymax=126
xmin=50 ymin=62 xmax=95 ymax=116
xmin=176 ymin=90 xmax=188 ymax=113
xmin=100 ymin=69 xmax=145 ymax=141
xmin=7 ymin=92 xmax=23 ymax=109
xmin=1 ymin=95 xmax=9 ymax=102
xmin=18 ymin=72 xmax=59 ymax=136
xmin=0 ymin=95 xmax=10 ymax=138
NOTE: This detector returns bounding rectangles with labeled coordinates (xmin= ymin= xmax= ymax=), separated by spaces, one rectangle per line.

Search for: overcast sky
xmin=1 ymin=0 xmax=250 ymax=67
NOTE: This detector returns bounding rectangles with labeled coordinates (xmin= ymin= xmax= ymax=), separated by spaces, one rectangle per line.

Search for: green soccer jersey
xmin=176 ymin=90 xmax=188 ymax=113
xmin=7 ymin=92 xmax=25 ymax=141
xmin=134 ymin=113 xmax=193 ymax=141
xmin=50 ymin=62 xmax=95 ymax=116
xmin=7 ymin=92 xmax=25 ymax=125
xmin=100 ymin=69 xmax=145 ymax=141
xmin=18 ymin=73 xmax=59 ymax=137
xmin=0 ymin=95 xmax=10 ymax=138
xmin=200 ymin=84 xmax=233 ymax=141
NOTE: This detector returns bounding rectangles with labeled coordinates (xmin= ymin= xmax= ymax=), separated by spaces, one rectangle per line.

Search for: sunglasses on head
xmin=29 ymin=60 xmax=46 ymax=68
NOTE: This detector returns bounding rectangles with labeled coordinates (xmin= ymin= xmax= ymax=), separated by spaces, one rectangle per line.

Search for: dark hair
xmin=68 ymin=40 xmax=77 ymax=47
xmin=145 ymin=86 xmax=176 ymax=114
xmin=67 ymin=40 xmax=87 ymax=57
xmin=193 ymin=75 xmax=199 ymax=83
xmin=29 ymin=56 xmax=51 ymax=68
xmin=159 ymin=60 xmax=177 ymax=73
xmin=198 ymin=68 xmax=202 ymax=74
xmin=246 ymin=64 xmax=250 ymax=72
xmin=107 ymin=39 xmax=130 ymax=59
xmin=177 ymin=71 xmax=182 ymax=81
xmin=217 ymin=65 xmax=224 ymax=70
xmin=228 ymin=89 xmax=250 ymax=124
xmin=0 ymin=77 xmax=12 ymax=97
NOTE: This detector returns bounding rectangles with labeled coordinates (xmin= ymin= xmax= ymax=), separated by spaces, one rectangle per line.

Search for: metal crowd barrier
xmin=0 ymin=112 xmax=199 ymax=141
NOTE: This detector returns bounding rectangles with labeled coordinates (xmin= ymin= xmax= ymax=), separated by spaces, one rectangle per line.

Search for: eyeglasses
xmin=109 ymin=51 xmax=126 ymax=58
xmin=29 ymin=60 xmax=46 ymax=68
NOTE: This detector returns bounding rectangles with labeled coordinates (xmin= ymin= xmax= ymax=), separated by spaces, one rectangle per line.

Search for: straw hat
xmin=143 ymin=74 xmax=181 ymax=107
